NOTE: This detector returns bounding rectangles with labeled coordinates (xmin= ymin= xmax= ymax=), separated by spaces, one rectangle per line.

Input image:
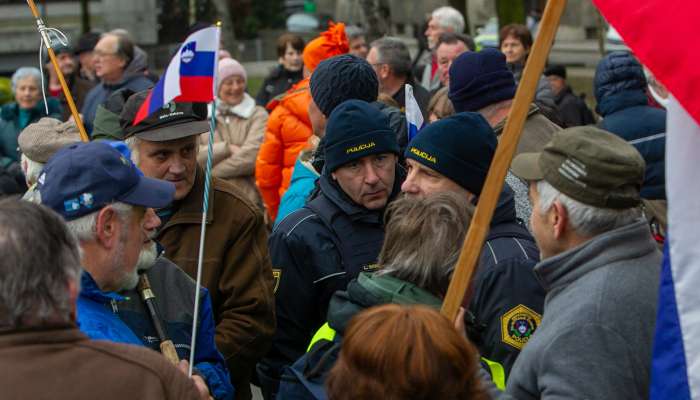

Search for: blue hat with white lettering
xmin=38 ymin=141 xmax=175 ymax=221
xmin=323 ymin=100 xmax=398 ymax=173
xmin=405 ymin=112 xmax=496 ymax=196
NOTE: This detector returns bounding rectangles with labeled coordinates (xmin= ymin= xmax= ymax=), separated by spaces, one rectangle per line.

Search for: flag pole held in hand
xmin=25 ymin=0 xmax=89 ymax=142
xmin=440 ymin=0 xmax=567 ymax=322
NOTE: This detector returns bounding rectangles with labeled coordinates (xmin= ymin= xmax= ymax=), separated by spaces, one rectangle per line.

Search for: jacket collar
xmin=595 ymin=89 xmax=648 ymax=116
xmin=327 ymin=272 xmax=442 ymax=333
xmin=493 ymin=103 xmax=540 ymax=135
xmin=0 ymin=326 xmax=85 ymax=347
xmin=161 ymin=165 xmax=214 ymax=229
xmin=534 ymin=219 xmax=657 ymax=292
xmin=79 ymin=271 xmax=126 ymax=304
xmin=216 ymin=93 xmax=256 ymax=119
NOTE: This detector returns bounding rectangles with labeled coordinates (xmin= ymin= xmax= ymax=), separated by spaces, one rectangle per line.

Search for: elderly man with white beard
xmin=34 ymin=141 xmax=233 ymax=400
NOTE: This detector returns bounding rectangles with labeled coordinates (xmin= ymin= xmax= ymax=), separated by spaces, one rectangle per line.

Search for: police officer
xmin=401 ymin=112 xmax=545 ymax=382
xmin=258 ymin=100 xmax=403 ymax=397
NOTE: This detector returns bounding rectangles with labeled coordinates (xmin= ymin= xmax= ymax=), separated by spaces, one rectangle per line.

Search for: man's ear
xmin=551 ymin=200 xmax=568 ymax=240
xmin=380 ymin=64 xmax=391 ymax=80
xmin=94 ymin=206 xmax=120 ymax=249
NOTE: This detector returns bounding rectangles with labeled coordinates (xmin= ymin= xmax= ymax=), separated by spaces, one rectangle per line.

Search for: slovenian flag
xmin=405 ymin=83 xmax=424 ymax=141
xmin=133 ymin=26 xmax=220 ymax=126
xmin=592 ymin=1 xmax=700 ymax=399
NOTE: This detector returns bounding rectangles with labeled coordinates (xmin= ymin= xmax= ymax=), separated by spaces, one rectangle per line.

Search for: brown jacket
xmin=199 ymin=94 xmax=268 ymax=208
xmin=0 ymin=326 xmax=199 ymax=399
xmin=493 ymin=104 xmax=561 ymax=155
xmin=156 ymin=166 xmax=276 ymax=398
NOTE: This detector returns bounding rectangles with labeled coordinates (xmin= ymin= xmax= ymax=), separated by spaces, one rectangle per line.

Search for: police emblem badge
xmin=272 ymin=269 xmax=282 ymax=293
xmin=501 ymin=304 xmax=542 ymax=350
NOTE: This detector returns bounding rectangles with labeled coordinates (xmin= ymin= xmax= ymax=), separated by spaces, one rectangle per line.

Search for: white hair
xmin=432 ymin=6 xmax=465 ymax=33
xmin=11 ymin=67 xmax=42 ymax=93
xmin=124 ymin=136 xmax=140 ymax=165
xmin=65 ymin=202 xmax=133 ymax=242
xmin=21 ymin=154 xmax=44 ymax=187
xmin=536 ymin=180 xmax=641 ymax=237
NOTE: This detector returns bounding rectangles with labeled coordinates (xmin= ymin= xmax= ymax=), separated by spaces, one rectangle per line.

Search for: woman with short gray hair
xmin=1 ymin=67 xmax=61 ymax=169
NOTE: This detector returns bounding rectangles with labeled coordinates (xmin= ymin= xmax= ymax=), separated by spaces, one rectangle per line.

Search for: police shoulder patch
xmin=272 ymin=269 xmax=282 ymax=294
xmin=501 ymin=304 xmax=542 ymax=350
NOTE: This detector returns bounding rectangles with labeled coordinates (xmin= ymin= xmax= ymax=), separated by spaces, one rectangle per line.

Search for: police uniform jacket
xmin=466 ymin=187 xmax=546 ymax=377
xmin=259 ymin=167 xmax=404 ymax=391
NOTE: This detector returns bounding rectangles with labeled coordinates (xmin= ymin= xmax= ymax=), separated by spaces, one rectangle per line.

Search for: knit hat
xmin=217 ymin=57 xmax=247 ymax=92
xmin=405 ymin=112 xmax=497 ymax=196
xmin=18 ymin=117 xmax=82 ymax=163
xmin=544 ymin=64 xmax=566 ymax=79
xmin=324 ymin=100 xmax=398 ymax=173
xmin=303 ymin=21 xmax=349 ymax=73
xmin=310 ymin=54 xmax=379 ymax=117
xmin=448 ymin=49 xmax=516 ymax=112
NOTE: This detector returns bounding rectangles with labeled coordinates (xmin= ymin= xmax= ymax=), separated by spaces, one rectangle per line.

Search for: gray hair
xmin=370 ymin=37 xmax=413 ymax=78
xmin=0 ymin=199 xmax=82 ymax=329
xmin=536 ymin=180 xmax=641 ymax=237
xmin=124 ymin=136 xmax=140 ymax=165
xmin=377 ymin=192 xmax=474 ymax=297
xmin=432 ymin=6 xmax=465 ymax=33
xmin=21 ymin=154 xmax=44 ymax=187
xmin=65 ymin=202 xmax=133 ymax=242
xmin=11 ymin=67 xmax=42 ymax=93
xmin=102 ymin=32 xmax=134 ymax=66
xmin=345 ymin=25 xmax=365 ymax=40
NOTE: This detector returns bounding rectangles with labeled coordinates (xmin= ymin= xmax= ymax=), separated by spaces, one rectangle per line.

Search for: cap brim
xmin=118 ymin=175 xmax=175 ymax=209
xmin=511 ymin=152 xmax=544 ymax=181
xmin=135 ymin=120 xmax=209 ymax=142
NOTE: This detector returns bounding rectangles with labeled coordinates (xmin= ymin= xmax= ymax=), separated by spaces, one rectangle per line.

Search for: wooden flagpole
xmin=26 ymin=0 xmax=90 ymax=142
xmin=441 ymin=0 xmax=567 ymax=321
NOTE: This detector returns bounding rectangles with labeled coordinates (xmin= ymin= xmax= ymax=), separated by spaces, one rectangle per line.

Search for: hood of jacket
xmin=594 ymin=51 xmax=647 ymax=115
xmin=326 ymin=272 xmax=442 ymax=334
xmin=491 ymin=185 xmax=517 ymax=226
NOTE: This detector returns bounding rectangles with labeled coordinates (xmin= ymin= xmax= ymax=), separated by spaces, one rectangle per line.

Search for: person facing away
xmin=327 ymin=304 xmax=490 ymax=400
xmin=0 ymin=174 xmax=204 ymax=399
xmin=504 ymin=126 xmax=662 ymax=399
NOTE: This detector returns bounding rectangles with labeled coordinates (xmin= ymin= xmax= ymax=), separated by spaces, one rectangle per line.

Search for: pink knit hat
xmin=217 ymin=58 xmax=247 ymax=90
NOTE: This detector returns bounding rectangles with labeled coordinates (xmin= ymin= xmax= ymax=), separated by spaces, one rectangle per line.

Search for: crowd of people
xmin=0 ymin=5 xmax=669 ymax=400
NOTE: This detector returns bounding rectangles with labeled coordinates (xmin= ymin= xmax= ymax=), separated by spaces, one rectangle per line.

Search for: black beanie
xmin=324 ymin=100 xmax=398 ymax=173
xmin=310 ymin=54 xmax=379 ymax=117
xmin=448 ymin=49 xmax=517 ymax=112
xmin=405 ymin=112 xmax=497 ymax=195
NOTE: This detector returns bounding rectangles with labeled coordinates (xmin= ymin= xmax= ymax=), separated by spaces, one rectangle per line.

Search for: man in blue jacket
xmin=594 ymin=51 xmax=666 ymax=200
xmin=36 ymin=141 xmax=231 ymax=399
xmin=259 ymin=100 xmax=404 ymax=398
xmin=401 ymin=112 xmax=545 ymax=381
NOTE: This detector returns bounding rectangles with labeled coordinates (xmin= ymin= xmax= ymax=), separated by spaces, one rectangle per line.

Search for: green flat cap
xmin=511 ymin=126 xmax=646 ymax=209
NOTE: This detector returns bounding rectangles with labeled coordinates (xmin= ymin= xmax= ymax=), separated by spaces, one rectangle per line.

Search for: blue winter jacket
xmin=274 ymin=154 xmax=319 ymax=227
xmin=594 ymin=51 xmax=666 ymax=199
xmin=77 ymin=269 xmax=234 ymax=400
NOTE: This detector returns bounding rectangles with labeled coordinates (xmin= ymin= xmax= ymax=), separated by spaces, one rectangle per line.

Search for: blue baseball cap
xmin=38 ymin=141 xmax=175 ymax=221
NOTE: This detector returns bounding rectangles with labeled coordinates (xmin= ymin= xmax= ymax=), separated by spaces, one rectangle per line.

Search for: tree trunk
xmin=359 ymin=0 xmax=391 ymax=42
xmin=80 ymin=0 xmax=90 ymax=33
xmin=496 ymin=0 xmax=526 ymax=28
xmin=211 ymin=0 xmax=237 ymax=56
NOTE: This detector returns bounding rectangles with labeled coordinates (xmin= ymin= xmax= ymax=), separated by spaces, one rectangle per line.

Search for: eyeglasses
xmin=93 ymin=50 xmax=118 ymax=58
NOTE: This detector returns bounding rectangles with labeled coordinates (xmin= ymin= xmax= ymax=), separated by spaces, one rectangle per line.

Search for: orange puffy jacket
xmin=255 ymin=78 xmax=313 ymax=221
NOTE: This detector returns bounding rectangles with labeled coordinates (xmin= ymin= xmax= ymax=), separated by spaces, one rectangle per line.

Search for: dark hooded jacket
xmin=594 ymin=51 xmax=666 ymax=200
xmin=465 ymin=187 xmax=545 ymax=377
xmin=81 ymin=53 xmax=154 ymax=134
xmin=259 ymin=165 xmax=405 ymax=396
